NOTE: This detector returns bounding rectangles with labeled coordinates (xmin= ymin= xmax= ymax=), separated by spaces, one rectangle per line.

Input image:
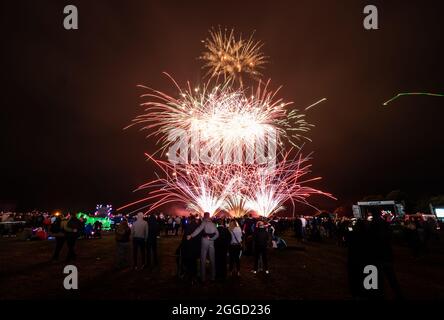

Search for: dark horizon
xmin=2 ymin=0 xmax=444 ymax=213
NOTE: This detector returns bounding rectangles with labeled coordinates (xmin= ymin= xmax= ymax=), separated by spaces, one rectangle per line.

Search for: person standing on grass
xmin=187 ymin=212 xmax=219 ymax=282
xmin=294 ymin=216 xmax=303 ymax=241
xmin=300 ymin=215 xmax=307 ymax=241
xmin=228 ymin=219 xmax=243 ymax=277
xmin=346 ymin=219 xmax=369 ymax=298
xmin=115 ymin=218 xmax=131 ymax=270
xmin=215 ymin=219 xmax=231 ymax=280
xmin=50 ymin=214 xmax=66 ymax=261
xmin=146 ymin=214 xmax=159 ymax=268
xmin=131 ymin=212 xmax=148 ymax=270
xmin=367 ymin=209 xmax=403 ymax=300
xmin=65 ymin=213 xmax=81 ymax=262
xmin=174 ymin=216 xmax=181 ymax=236
xmin=167 ymin=216 xmax=173 ymax=235
xmin=182 ymin=215 xmax=200 ymax=284
xmin=181 ymin=216 xmax=187 ymax=235
xmin=51 ymin=213 xmax=80 ymax=262
xmin=243 ymin=214 xmax=256 ymax=256
xmin=252 ymin=220 xmax=270 ymax=274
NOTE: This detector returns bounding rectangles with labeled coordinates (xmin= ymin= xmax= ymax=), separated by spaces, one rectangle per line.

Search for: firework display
xmin=200 ymin=27 xmax=267 ymax=86
xmin=119 ymin=152 xmax=334 ymax=218
xmin=121 ymin=28 xmax=332 ymax=218
xmin=242 ymin=153 xmax=335 ymax=217
xmin=128 ymin=76 xmax=312 ymax=157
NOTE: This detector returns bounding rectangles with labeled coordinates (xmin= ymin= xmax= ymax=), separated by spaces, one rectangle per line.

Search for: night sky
xmin=2 ymin=0 xmax=443 ymax=212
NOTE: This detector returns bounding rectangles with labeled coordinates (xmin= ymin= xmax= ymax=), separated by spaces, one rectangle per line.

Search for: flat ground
xmin=1 ymin=231 xmax=443 ymax=300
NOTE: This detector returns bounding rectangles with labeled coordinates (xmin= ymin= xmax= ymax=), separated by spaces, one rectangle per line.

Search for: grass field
xmin=1 ymin=231 xmax=443 ymax=300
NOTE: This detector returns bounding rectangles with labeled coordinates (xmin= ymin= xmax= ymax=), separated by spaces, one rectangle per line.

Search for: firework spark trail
xmin=117 ymin=151 xmax=335 ymax=218
xmin=127 ymin=154 xmax=239 ymax=216
xmin=127 ymin=74 xmax=313 ymax=156
xmin=242 ymin=152 xmax=336 ymax=217
xmin=200 ymin=27 xmax=267 ymax=86
xmin=305 ymin=98 xmax=327 ymax=111
xmin=383 ymin=92 xmax=444 ymax=106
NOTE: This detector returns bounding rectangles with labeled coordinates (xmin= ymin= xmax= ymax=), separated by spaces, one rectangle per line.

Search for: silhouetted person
xmin=158 ymin=215 xmax=166 ymax=236
xmin=294 ymin=216 xmax=303 ymax=241
xmin=182 ymin=215 xmax=200 ymax=283
xmin=228 ymin=220 xmax=243 ymax=276
xmin=181 ymin=216 xmax=186 ymax=234
xmin=346 ymin=219 xmax=370 ymax=299
xmin=115 ymin=219 xmax=131 ymax=269
xmin=243 ymin=214 xmax=256 ymax=256
xmin=93 ymin=220 xmax=102 ymax=238
xmin=405 ymin=218 xmax=420 ymax=256
xmin=174 ymin=216 xmax=181 ymax=235
xmin=51 ymin=215 xmax=65 ymax=261
xmin=215 ymin=220 xmax=231 ymax=280
xmin=310 ymin=218 xmax=321 ymax=242
xmin=131 ymin=212 xmax=148 ymax=270
xmin=368 ymin=209 xmax=403 ymax=300
xmin=146 ymin=214 xmax=159 ymax=267
xmin=252 ymin=221 xmax=270 ymax=274
xmin=326 ymin=217 xmax=335 ymax=238
xmin=65 ymin=214 xmax=81 ymax=262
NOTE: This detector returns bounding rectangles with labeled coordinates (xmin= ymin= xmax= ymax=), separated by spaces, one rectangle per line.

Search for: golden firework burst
xmin=200 ymin=27 xmax=267 ymax=86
